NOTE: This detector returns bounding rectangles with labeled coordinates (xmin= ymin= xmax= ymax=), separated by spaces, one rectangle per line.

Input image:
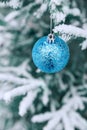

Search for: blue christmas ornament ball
xmin=32 ymin=34 xmax=70 ymax=73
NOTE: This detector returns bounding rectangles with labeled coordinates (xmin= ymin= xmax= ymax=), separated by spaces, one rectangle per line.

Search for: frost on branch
xmin=19 ymin=90 xmax=38 ymax=116
xmin=32 ymin=95 xmax=87 ymax=130
xmin=0 ymin=61 xmax=52 ymax=116
xmin=54 ymin=24 xmax=87 ymax=50
xmin=2 ymin=76 xmax=46 ymax=101
xmin=80 ymin=39 xmax=87 ymax=50
xmin=33 ymin=3 xmax=47 ymax=19
xmin=32 ymin=82 xmax=87 ymax=130
xmin=54 ymin=24 xmax=87 ymax=40
xmin=49 ymin=0 xmax=80 ymax=24
xmin=0 ymin=0 xmax=22 ymax=8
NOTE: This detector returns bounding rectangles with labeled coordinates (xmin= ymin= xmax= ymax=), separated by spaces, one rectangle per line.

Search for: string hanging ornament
xmin=32 ymin=15 xmax=70 ymax=73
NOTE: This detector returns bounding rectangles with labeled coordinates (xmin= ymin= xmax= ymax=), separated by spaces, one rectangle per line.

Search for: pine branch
xmin=2 ymin=79 xmax=45 ymax=102
xmin=54 ymin=24 xmax=87 ymax=39
xmin=32 ymin=96 xmax=87 ymax=130
xmin=70 ymin=111 xmax=87 ymax=130
xmin=43 ymin=116 xmax=61 ymax=130
xmin=0 ymin=0 xmax=23 ymax=8
xmin=54 ymin=24 xmax=87 ymax=50
xmin=62 ymin=113 xmax=74 ymax=130
xmin=0 ymin=60 xmax=31 ymax=78
xmin=19 ymin=90 xmax=38 ymax=116
xmin=0 ymin=73 xmax=29 ymax=85
xmin=80 ymin=39 xmax=87 ymax=50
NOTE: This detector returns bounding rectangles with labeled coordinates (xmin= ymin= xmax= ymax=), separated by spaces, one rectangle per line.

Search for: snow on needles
xmin=0 ymin=0 xmax=22 ymax=8
xmin=32 ymin=96 xmax=87 ymax=130
xmin=54 ymin=24 xmax=87 ymax=38
xmin=54 ymin=24 xmax=87 ymax=50
xmin=3 ymin=78 xmax=46 ymax=103
xmin=19 ymin=90 xmax=38 ymax=116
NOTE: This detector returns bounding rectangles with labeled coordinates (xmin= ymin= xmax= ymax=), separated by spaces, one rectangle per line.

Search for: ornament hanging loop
xmin=50 ymin=14 xmax=53 ymax=34
xmin=48 ymin=15 xmax=54 ymax=43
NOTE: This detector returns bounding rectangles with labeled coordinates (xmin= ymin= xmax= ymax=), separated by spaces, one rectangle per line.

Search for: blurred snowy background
xmin=0 ymin=0 xmax=87 ymax=130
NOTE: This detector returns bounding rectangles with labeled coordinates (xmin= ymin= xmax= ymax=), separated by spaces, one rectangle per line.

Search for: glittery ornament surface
xmin=32 ymin=35 xmax=70 ymax=73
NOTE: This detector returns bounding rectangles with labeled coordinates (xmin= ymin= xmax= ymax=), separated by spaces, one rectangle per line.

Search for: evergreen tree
xmin=0 ymin=0 xmax=87 ymax=130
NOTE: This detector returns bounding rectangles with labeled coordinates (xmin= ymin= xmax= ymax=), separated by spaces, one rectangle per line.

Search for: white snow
xmin=80 ymin=39 xmax=87 ymax=50
xmin=32 ymin=95 xmax=87 ymax=130
xmin=5 ymin=11 xmax=20 ymax=22
xmin=19 ymin=90 xmax=38 ymax=116
xmin=54 ymin=24 xmax=87 ymax=38
xmin=0 ymin=0 xmax=22 ymax=8
xmin=3 ymin=79 xmax=45 ymax=102
xmin=54 ymin=24 xmax=87 ymax=49
xmin=6 ymin=0 xmax=22 ymax=8
xmin=34 ymin=3 xmax=47 ymax=19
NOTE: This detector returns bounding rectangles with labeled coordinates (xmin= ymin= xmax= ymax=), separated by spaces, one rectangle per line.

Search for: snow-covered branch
xmin=54 ymin=24 xmax=87 ymax=39
xmin=2 ymin=79 xmax=46 ymax=102
xmin=0 ymin=60 xmax=31 ymax=78
xmin=54 ymin=24 xmax=87 ymax=50
xmin=0 ymin=73 xmax=29 ymax=85
xmin=0 ymin=0 xmax=23 ymax=8
xmin=19 ymin=90 xmax=38 ymax=116
xmin=32 ymin=95 xmax=87 ymax=130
